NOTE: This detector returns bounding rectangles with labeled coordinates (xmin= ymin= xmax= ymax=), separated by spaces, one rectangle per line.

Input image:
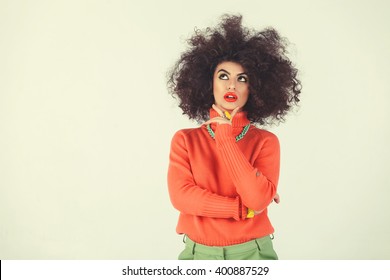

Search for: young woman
xmin=167 ymin=14 xmax=301 ymax=260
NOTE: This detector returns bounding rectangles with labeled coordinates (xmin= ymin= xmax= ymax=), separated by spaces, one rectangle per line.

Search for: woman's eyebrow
xmin=217 ymin=69 xmax=248 ymax=76
xmin=217 ymin=69 xmax=230 ymax=75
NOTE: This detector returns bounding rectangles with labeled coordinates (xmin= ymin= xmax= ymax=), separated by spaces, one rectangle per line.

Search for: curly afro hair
xmin=167 ymin=14 xmax=301 ymax=125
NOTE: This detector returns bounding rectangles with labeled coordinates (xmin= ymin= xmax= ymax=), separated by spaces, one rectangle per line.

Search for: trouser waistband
xmin=184 ymin=235 xmax=272 ymax=256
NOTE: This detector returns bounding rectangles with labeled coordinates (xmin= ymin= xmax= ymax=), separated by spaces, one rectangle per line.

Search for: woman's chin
xmin=215 ymin=103 xmax=234 ymax=112
xmin=222 ymin=104 xmax=241 ymax=113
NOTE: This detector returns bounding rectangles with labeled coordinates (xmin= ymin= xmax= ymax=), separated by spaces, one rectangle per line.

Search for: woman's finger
xmin=212 ymin=104 xmax=224 ymax=117
xmin=230 ymin=106 xmax=241 ymax=119
xmin=203 ymin=117 xmax=230 ymax=126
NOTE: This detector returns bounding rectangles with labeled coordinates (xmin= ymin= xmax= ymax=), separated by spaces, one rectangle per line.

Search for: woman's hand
xmin=252 ymin=193 xmax=280 ymax=216
xmin=203 ymin=104 xmax=241 ymax=126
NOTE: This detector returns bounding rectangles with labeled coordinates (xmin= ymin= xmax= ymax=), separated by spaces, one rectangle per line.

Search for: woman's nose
xmin=227 ymin=81 xmax=236 ymax=90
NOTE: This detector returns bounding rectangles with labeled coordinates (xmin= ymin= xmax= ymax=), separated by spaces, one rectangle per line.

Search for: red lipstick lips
xmin=224 ymin=92 xmax=238 ymax=102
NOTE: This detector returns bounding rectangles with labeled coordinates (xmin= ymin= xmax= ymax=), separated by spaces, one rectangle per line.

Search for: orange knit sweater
xmin=167 ymin=109 xmax=280 ymax=246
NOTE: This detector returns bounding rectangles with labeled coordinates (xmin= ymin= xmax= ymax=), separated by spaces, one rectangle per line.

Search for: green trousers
xmin=178 ymin=235 xmax=278 ymax=260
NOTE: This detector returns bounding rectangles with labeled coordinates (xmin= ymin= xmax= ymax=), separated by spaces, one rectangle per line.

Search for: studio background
xmin=1 ymin=0 xmax=389 ymax=259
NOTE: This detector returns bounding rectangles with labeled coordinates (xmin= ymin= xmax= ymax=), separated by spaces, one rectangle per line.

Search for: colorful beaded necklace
xmin=206 ymin=124 xmax=251 ymax=142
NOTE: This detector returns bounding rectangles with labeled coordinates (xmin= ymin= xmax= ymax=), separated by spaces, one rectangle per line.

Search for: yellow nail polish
xmin=246 ymin=208 xmax=255 ymax=218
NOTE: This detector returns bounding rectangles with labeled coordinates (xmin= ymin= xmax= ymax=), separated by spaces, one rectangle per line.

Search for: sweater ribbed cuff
xmin=201 ymin=195 xmax=242 ymax=221
xmin=239 ymin=198 xmax=248 ymax=220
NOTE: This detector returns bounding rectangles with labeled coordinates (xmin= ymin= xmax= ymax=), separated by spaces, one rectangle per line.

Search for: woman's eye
xmin=238 ymin=76 xmax=248 ymax=82
xmin=218 ymin=73 xmax=228 ymax=80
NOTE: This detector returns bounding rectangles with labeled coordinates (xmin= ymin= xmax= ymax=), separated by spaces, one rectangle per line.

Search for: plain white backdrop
xmin=0 ymin=0 xmax=389 ymax=259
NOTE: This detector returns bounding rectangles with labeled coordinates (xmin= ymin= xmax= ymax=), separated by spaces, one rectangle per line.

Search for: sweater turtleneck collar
xmin=209 ymin=108 xmax=250 ymax=128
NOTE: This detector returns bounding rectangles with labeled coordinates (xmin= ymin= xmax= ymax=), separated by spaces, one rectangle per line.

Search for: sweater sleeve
xmin=167 ymin=130 xmax=246 ymax=221
xmin=214 ymin=124 xmax=280 ymax=212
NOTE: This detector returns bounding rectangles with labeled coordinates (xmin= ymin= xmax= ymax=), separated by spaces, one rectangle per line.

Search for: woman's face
xmin=212 ymin=61 xmax=249 ymax=112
